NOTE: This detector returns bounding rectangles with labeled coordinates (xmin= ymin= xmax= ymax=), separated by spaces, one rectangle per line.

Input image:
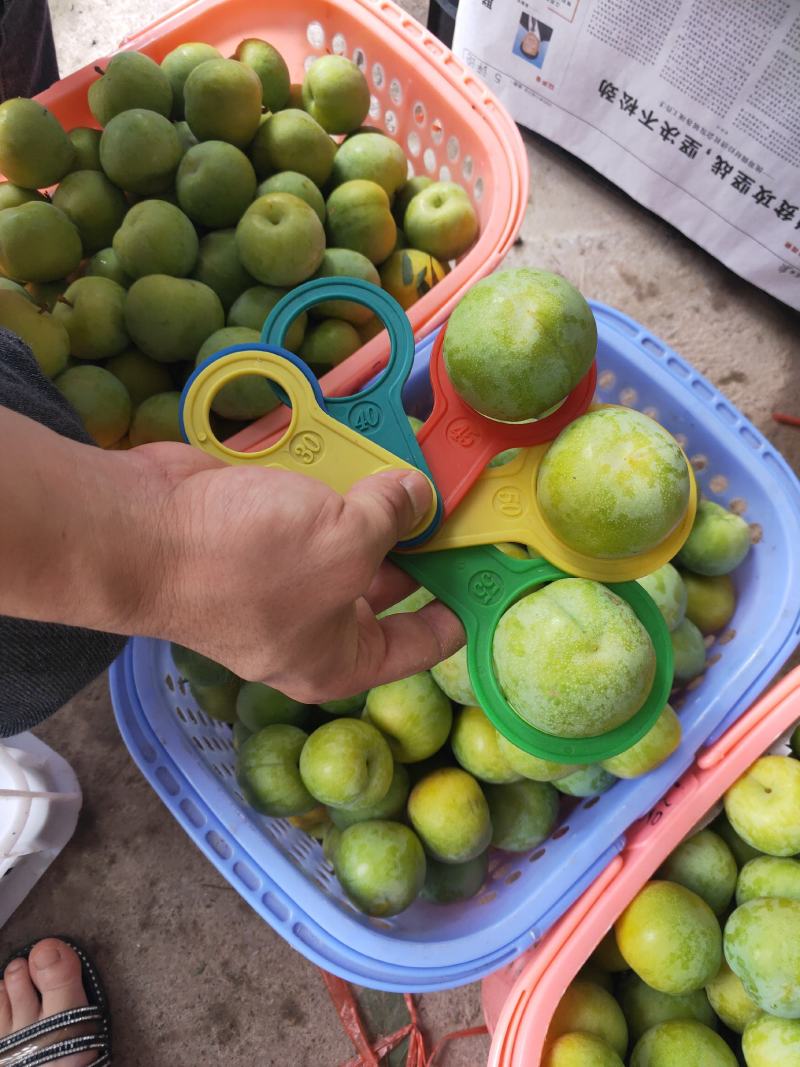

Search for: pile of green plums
xmin=0 ymin=40 xmax=479 ymax=447
xmin=540 ymin=744 xmax=800 ymax=1066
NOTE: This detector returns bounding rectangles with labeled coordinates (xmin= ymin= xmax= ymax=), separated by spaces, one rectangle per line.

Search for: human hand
xmin=133 ymin=442 xmax=465 ymax=702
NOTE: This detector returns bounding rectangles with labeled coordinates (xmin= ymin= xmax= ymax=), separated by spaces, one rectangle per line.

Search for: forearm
xmin=0 ymin=406 xmax=164 ymax=635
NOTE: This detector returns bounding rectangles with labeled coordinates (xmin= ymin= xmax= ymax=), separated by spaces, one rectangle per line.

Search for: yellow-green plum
xmin=87 ymin=247 xmax=132 ymax=288
xmin=56 ymin=365 xmax=131 ymax=447
xmin=405 ymin=180 xmax=478 ymax=261
xmin=554 ymin=765 xmax=617 ymax=797
xmin=302 ymin=55 xmax=369 ymax=135
xmin=326 ymin=179 xmax=396 ymax=265
xmin=0 ymin=98 xmax=74 ymax=188
xmin=443 ymin=268 xmax=596 ymax=422
xmin=379 ymin=586 xmax=436 ymax=617
xmin=615 ymin=881 xmax=722 ymax=994
xmin=543 ymin=1033 xmax=623 ymax=1067
xmin=124 ymin=275 xmax=224 ymax=363
xmin=430 ymin=645 xmax=476 ymax=706
xmin=630 ymin=1020 xmax=737 ymax=1067
xmin=113 ymin=199 xmax=198 ymax=279
xmin=176 ymin=141 xmax=256 ymax=228
xmin=258 ymin=171 xmax=326 ymax=223
xmin=451 ymin=706 xmax=521 ymax=784
xmin=234 ymin=38 xmax=290 ymax=113
xmin=300 ymin=318 xmax=361 ymax=372
xmin=249 ymin=109 xmax=335 ymax=186
xmin=724 ymin=755 xmax=800 ymax=856
xmin=682 ymin=571 xmax=736 ymax=634
xmin=236 ymin=724 xmax=316 ymax=817
xmin=99 ymin=109 xmax=182 ymax=195
xmin=492 ymin=578 xmax=655 ymax=738
xmin=590 ymin=930 xmax=628 ymax=973
xmin=408 ymin=415 xmax=424 ymax=435
xmin=407 ymin=767 xmax=491 ymax=863
xmin=160 ymin=42 xmax=222 ymax=119
xmin=52 ymin=277 xmax=129 ymax=361
xmin=577 ymin=963 xmax=615 ymax=991
xmin=235 ymin=193 xmax=325 ymax=286
xmin=420 ymin=850 xmax=488 ymax=904
xmin=195 ymin=327 xmax=278 ymax=420
xmin=330 ymin=132 xmax=407 ymax=197
xmin=128 ymin=391 xmax=183 ymax=445
xmin=736 ymin=856 xmax=800 ymax=905
xmin=601 ymin=704 xmax=681 ymax=779
xmin=184 ymin=58 xmax=262 ymax=147
xmin=235 ymin=681 xmax=307 ymax=731
xmin=725 ymin=897 xmax=800 ymax=1016
xmin=742 ymin=1014 xmax=800 ymax=1067
xmin=705 ymin=960 xmax=762 ymax=1033
xmin=0 ymin=202 xmax=82 ymax=283
xmin=637 ymin=563 xmax=687 ymax=631
xmin=484 ymin=778 xmax=559 ymax=852
xmin=318 ymin=692 xmax=367 ymax=715
xmin=329 ymin=763 xmax=409 ymax=830
xmin=299 ymin=718 xmax=393 ymax=810
xmin=712 ymin=812 xmax=764 ymax=868
xmin=671 ymin=617 xmax=707 ymax=683
xmin=677 ymin=499 xmax=751 ymax=576
xmin=67 ymin=127 xmax=102 ymax=172
xmin=363 ymin=671 xmax=452 ymax=763
xmin=658 ymin=829 xmax=737 ymax=915
xmin=310 ymin=248 xmax=380 ymax=324
xmin=192 ymin=230 xmax=255 ymax=312
xmin=227 ymin=285 xmax=307 ymax=349
xmin=547 ymin=980 xmax=628 ymax=1058
xmin=393 ymin=175 xmax=433 ymax=226
xmin=88 ymin=52 xmax=172 ymax=125
xmin=538 ymin=408 xmax=691 ymax=559
xmin=333 ymin=820 xmax=425 ymax=916
xmin=617 ymin=973 xmax=717 ymax=1045
xmin=52 ymin=170 xmax=128 ymax=255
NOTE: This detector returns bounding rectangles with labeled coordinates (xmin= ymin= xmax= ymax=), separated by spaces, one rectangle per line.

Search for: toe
xmin=0 ymin=979 xmax=11 ymax=1034
xmin=29 ymin=940 xmax=88 ymax=1018
xmin=3 ymin=957 xmax=40 ymax=1029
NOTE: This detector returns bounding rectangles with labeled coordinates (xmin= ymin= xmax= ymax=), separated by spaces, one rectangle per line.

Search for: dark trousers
xmin=0 ymin=0 xmax=60 ymax=100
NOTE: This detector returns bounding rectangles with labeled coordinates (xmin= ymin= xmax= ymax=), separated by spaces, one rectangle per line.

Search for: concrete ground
xmin=5 ymin=0 xmax=800 ymax=1064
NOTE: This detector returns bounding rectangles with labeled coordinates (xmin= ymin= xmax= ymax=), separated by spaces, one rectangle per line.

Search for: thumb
xmin=342 ymin=469 xmax=434 ymax=563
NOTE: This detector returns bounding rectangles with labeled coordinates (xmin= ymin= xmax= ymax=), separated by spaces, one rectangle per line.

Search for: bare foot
xmin=0 ymin=939 xmax=98 ymax=1066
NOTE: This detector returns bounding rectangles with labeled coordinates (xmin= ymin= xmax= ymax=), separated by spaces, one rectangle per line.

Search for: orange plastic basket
xmin=35 ymin=0 xmax=528 ymax=451
xmin=481 ymin=666 xmax=800 ymax=1066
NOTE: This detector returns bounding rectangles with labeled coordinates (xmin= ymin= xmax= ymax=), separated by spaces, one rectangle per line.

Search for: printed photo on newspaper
xmin=452 ymin=0 xmax=800 ymax=310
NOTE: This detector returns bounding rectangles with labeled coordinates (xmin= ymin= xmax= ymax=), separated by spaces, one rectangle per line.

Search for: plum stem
xmin=94 ymin=66 xmax=105 ymax=76
xmin=56 ymin=296 xmax=74 ymax=308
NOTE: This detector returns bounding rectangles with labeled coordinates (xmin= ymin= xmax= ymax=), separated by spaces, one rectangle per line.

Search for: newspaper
xmin=452 ymin=0 xmax=800 ymax=310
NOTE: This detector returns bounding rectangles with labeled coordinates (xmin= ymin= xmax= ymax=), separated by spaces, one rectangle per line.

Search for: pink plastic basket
xmin=35 ymin=0 xmax=528 ymax=453
xmin=481 ymin=666 xmax=800 ymax=1067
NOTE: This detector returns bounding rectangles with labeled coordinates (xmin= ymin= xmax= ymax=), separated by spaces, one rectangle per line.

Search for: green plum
xmin=600 ymin=704 xmax=681 ymax=779
xmin=67 ymin=127 xmax=102 ymax=172
xmin=547 ymin=980 xmax=628 ymax=1057
xmin=725 ymin=897 xmax=800 ymax=1016
xmin=235 ymin=193 xmax=325 ymax=286
xmin=88 ymin=52 xmax=172 ymax=125
xmin=682 ymin=571 xmax=736 ymax=634
xmin=234 ymin=38 xmax=290 ymax=112
xmin=420 ymin=850 xmax=488 ymax=904
xmin=742 ymin=1014 xmax=800 ymax=1067
xmin=249 ymin=109 xmax=335 ymax=186
xmin=671 ymin=617 xmax=707 ymax=683
xmin=484 ymin=778 xmax=559 ymax=852
xmin=0 ymin=183 xmax=46 ymax=210
xmin=724 ymin=755 xmax=800 ymax=856
xmin=495 ymin=732 xmax=578 ymax=783
xmin=492 ymin=578 xmax=655 ymax=738
xmin=543 ymin=1033 xmax=624 ymax=1067
xmin=113 ymin=199 xmax=198 ymax=279
xmin=170 ymin=643 xmax=233 ymax=687
xmin=190 ymin=676 xmax=240 ymax=722
xmin=443 ymin=268 xmax=596 ymax=422
xmin=629 ymin=1020 xmax=737 ymax=1066
xmin=555 ymin=765 xmax=617 ymax=797
xmin=257 ymin=171 xmax=326 ymax=223
xmin=615 ymin=881 xmax=722 ymax=994
xmin=325 ymin=179 xmax=396 ymax=264
xmin=300 ymin=718 xmax=393 ymax=810
xmin=52 ymin=277 xmax=129 ymax=361
xmin=333 ymin=820 xmax=426 ymax=917
xmin=0 ymin=202 xmax=82 ymax=283
xmin=0 ymin=98 xmax=74 ymax=188
xmin=678 ymin=499 xmax=751 ymax=576
xmin=128 ymin=391 xmax=183 ymax=444
xmin=56 ymin=365 xmax=131 ymax=447
xmin=236 ymin=724 xmax=316 ymax=817
xmin=393 ymin=175 xmax=433 ymax=226
xmin=0 ymin=291 xmax=69 ymax=378
xmin=52 ymin=170 xmax=127 ymax=254
xmin=407 ymin=767 xmax=491 ymax=863
xmin=309 ymin=248 xmax=380 ymax=323
xmin=405 ymin=180 xmax=478 ymax=261
xmin=590 ymin=930 xmax=628 ymax=972
xmin=617 ymin=972 xmax=717 ymax=1044
xmin=737 ymin=856 xmax=800 ymax=905
xmin=379 ymin=586 xmax=436 ymax=616
xmin=705 ymin=959 xmax=762 ymax=1033
xmin=99 ymin=109 xmax=182 ymax=195
xmin=176 ymin=140 xmax=256 ymax=228
xmin=184 ymin=58 xmax=262 ymax=147
xmin=538 ymin=408 xmax=691 ymax=558
xmin=195 ymin=327 xmax=278 ymax=420
xmin=227 ymin=285 xmax=306 ymax=349
xmin=302 ymin=55 xmax=369 ymax=134
xmin=330 ymin=132 xmax=407 ymax=197
xmin=430 ymin=645 xmax=477 ymax=705
xmin=124 ymin=275 xmax=224 ymax=363
xmin=363 ymin=671 xmax=452 ymax=763
xmin=86 ymin=247 xmax=132 ymax=288
xmin=319 ymin=692 xmax=367 ymax=716
xmin=236 ymin=681 xmax=307 ymax=731
xmin=192 ymin=229 xmax=255 ymax=311
xmin=160 ymin=42 xmax=222 ymax=119
xmin=451 ymin=705 xmax=521 ymax=784
xmin=300 ymin=318 xmax=361 ymax=372
xmin=329 ymin=763 xmax=410 ymax=829
xmin=712 ymin=812 xmax=764 ymax=868
xmin=658 ymin=829 xmax=737 ymax=915
xmin=637 ymin=563 xmax=687 ymax=631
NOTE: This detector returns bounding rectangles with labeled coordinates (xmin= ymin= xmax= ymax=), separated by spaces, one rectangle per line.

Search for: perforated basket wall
xmin=111 ymin=301 xmax=800 ymax=992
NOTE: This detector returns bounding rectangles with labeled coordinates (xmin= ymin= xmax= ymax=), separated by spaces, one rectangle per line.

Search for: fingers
xmin=355 ymin=600 xmax=465 ymax=691
xmin=363 ymin=561 xmax=421 ymax=614
xmin=341 ymin=470 xmax=434 ymax=571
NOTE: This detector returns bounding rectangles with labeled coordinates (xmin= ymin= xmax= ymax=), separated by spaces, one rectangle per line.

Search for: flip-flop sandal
xmin=0 ymin=936 xmax=111 ymax=1066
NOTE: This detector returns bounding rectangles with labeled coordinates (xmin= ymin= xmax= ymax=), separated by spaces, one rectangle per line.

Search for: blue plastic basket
xmin=110 ymin=301 xmax=800 ymax=992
